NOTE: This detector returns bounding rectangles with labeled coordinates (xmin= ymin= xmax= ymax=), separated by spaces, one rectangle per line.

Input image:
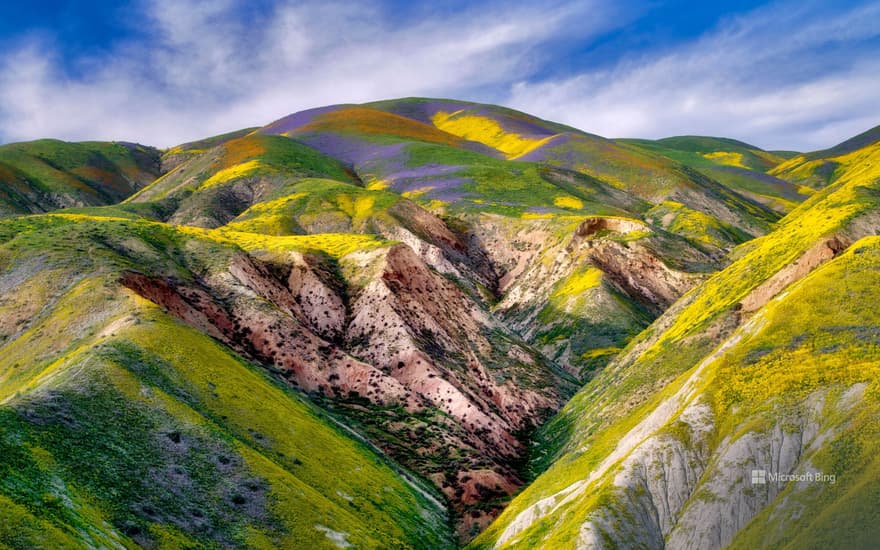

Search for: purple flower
xmin=260 ymin=105 xmax=349 ymax=135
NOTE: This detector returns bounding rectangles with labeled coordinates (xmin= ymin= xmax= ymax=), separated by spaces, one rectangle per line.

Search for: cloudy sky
xmin=0 ymin=0 xmax=877 ymax=150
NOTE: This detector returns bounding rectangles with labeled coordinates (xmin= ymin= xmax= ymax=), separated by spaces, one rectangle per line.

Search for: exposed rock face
xmin=574 ymin=391 xmax=842 ymax=550
xmin=384 ymin=200 xmax=498 ymax=291
xmin=613 ymin=402 xmax=714 ymax=540
xmin=120 ymin=241 xmax=568 ymax=536
xmin=740 ymin=237 xmax=845 ymax=312
xmin=348 ymin=245 xmax=561 ymax=456
xmin=584 ymin=239 xmax=698 ymax=314
xmin=489 ymin=215 xmax=712 ymax=377
xmin=575 ymin=217 xmax=648 ymax=237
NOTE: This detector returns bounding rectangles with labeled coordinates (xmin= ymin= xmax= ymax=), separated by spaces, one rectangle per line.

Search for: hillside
xmin=0 ymin=214 xmax=451 ymax=549
xmin=770 ymin=124 xmax=880 ymax=189
xmin=0 ymin=140 xmax=160 ymax=217
xmin=0 ymin=99 xmax=877 ymax=548
xmin=472 ymin=123 xmax=880 ymax=548
xmin=621 ymin=136 xmax=809 ymax=213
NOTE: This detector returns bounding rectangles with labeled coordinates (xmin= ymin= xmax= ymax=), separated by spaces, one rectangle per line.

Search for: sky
xmin=0 ymin=0 xmax=878 ymax=150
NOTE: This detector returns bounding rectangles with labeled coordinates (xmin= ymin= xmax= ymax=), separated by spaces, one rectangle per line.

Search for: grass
xmin=708 ymin=238 xmax=880 ymax=548
xmin=552 ymin=267 xmax=603 ymax=297
xmin=471 ymin=134 xmax=880 ymax=549
xmin=128 ymin=133 xmax=354 ymax=204
xmin=646 ymin=200 xmax=751 ymax=249
xmin=215 ymin=230 xmax=390 ymax=258
xmin=0 ymin=139 xmax=159 ymax=216
xmin=0 ymin=324 xmax=452 ymax=548
xmin=553 ymin=196 xmax=584 ymax=210
xmin=770 ymin=139 xmax=880 ymax=189
xmin=0 ymin=224 xmax=453 ymax=549
xmin=199 ymin=159 xmax=265 ymax=188
xmin=636 ymin=135 xmax=789 ymax=171
xmin=709 ymin=238 xmax=880 ymax=419
xmin=294 ymin=107 xmax=467 ymax=148
xmin=0 ymin=212 xmax=390 ymax=267
xmin=621 ymin=137 xmax=806 ymax=213
xmin=163 ymin=127 xmax=258 ymax=158
xmin=398 ymin=142 xmax=640 ymax=217
xmin=225 ymin=178 xmax=402 ymax=236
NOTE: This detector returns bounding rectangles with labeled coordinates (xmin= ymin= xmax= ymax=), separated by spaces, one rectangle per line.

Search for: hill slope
xmin=1 ymin=99 xmax=878 ymax=547
xmin=0 ymin=140 xmax=160 ymax=217
xmin=0 ymin=214 xmax=452 ymax=549
xmin=621 ymin=136 xmax=809 ymax=213
xmin=472 ymin=121 xmax=880 ymax=550
xmin=770 ymin=124 xmax=880 ymax=189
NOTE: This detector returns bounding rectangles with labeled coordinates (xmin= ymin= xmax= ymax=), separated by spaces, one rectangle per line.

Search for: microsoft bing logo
xmin=751 ymin=470 xmax=766 ymax=485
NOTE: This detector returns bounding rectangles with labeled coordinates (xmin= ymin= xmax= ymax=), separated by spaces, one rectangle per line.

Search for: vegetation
xmin=431 ymin=110 xmax=552 ymax=158
xmin=622 ymin=136 xmax=808 ymax=213
xmin=2 ymin=97 xmax=878 ymax=549
xmin=0 ymin=140 xmax=159 ymax=217
xmin=471 ymin=115 xmax=880 ymax=550
xmin=0 ymin=214 xmax=451 ymax=549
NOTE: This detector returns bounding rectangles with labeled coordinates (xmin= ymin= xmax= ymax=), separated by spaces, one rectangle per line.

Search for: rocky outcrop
xmin=379 ymin=201 xmax=498 ymax=295
xmin=491 ymin=215 xmax=709 ymax=377
xmin=740 ymin=237 xmax=846 ymax=312
xmin=585 ymin=239 xmax=698 ymax=314
xmin=571 ymin=394 xmax=837 ymax=550
xmin=120 ymin=241 xmax=568 ymax=537
xmin=575 ymin=217 xmax=648 ymax=237
xmin=581 ymin=386 xmax=850 ymax=550
xmin=492 ymin=312 xmax=752 ymax=548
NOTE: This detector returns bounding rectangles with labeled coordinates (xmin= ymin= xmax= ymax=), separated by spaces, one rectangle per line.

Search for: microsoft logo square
xmin=751 ymin=470 xmax=766 ymax=485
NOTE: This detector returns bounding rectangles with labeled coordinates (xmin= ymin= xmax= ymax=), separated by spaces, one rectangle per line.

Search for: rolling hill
xmin=620 ymin=136 xmax=808 ymax=213
xmin=0 ymin=140 xmax=160 ymax=217
xmin=0 ymin=98 xmax=877 ymax=548
xmin=770 ymin=124 xmax=880 ymax=189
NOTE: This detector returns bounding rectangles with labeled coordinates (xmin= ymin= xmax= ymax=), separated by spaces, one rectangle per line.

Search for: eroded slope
xmin=472 ymin=125 xmax=880 ymax=550
xmin=0 ymin=215 xmax=452 ymax=549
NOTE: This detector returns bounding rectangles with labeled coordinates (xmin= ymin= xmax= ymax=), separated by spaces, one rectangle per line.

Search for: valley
xmin=0 ymin=98 xmax=878 ymax=548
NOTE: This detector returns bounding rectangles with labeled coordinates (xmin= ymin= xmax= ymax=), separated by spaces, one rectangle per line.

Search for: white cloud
xmin=506 ymin=1 xmax=880 ymax=150
xmin=0 ymin=0 xmax=614 ymax=147
xmin=1 ymin=0 xmax=876 ymax=151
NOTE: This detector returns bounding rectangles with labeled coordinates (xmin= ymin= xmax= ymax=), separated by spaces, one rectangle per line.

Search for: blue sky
xmin=0 ymin=0 xmax=877 ymax=150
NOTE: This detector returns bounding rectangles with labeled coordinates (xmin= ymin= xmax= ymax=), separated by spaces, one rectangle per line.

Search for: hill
xmin=471 ymin=119 xmax=880 ymax=550
xmin=0 ymin=98 xmax=877 ymax=547
xmin=0 ymin=140 xmax=160 ymax=217
xmin=770 ymin=124 xmax=880 ymax=189
xmin=0 ymin=214 xmax=452 ymax=548
xmin=621 ymin=136 xmax=809 ymax=213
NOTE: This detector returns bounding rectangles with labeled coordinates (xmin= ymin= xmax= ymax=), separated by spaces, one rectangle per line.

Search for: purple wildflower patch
xmin=261 ymin=105 xmax=349 ymax=135
xmin=291 ymin=133 xmax=408 ymax=167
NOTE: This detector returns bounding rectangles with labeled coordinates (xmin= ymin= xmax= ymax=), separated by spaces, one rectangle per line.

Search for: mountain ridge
xmin=0 ymin=98 xmax=877 ymax=548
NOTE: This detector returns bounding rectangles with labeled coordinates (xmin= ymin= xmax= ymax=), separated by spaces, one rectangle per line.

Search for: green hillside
xmin=771 ymin=125 xmax=880 ymax=189
xmin=0 ymin=213 xmax=452 ymax=549
xmin=621 ymin=136 xmax=810 ymax=213
xmin=471 ymin=122 xmax=880 ymax=550
xmin=0 ymin=140 xmax=160 ymax=217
